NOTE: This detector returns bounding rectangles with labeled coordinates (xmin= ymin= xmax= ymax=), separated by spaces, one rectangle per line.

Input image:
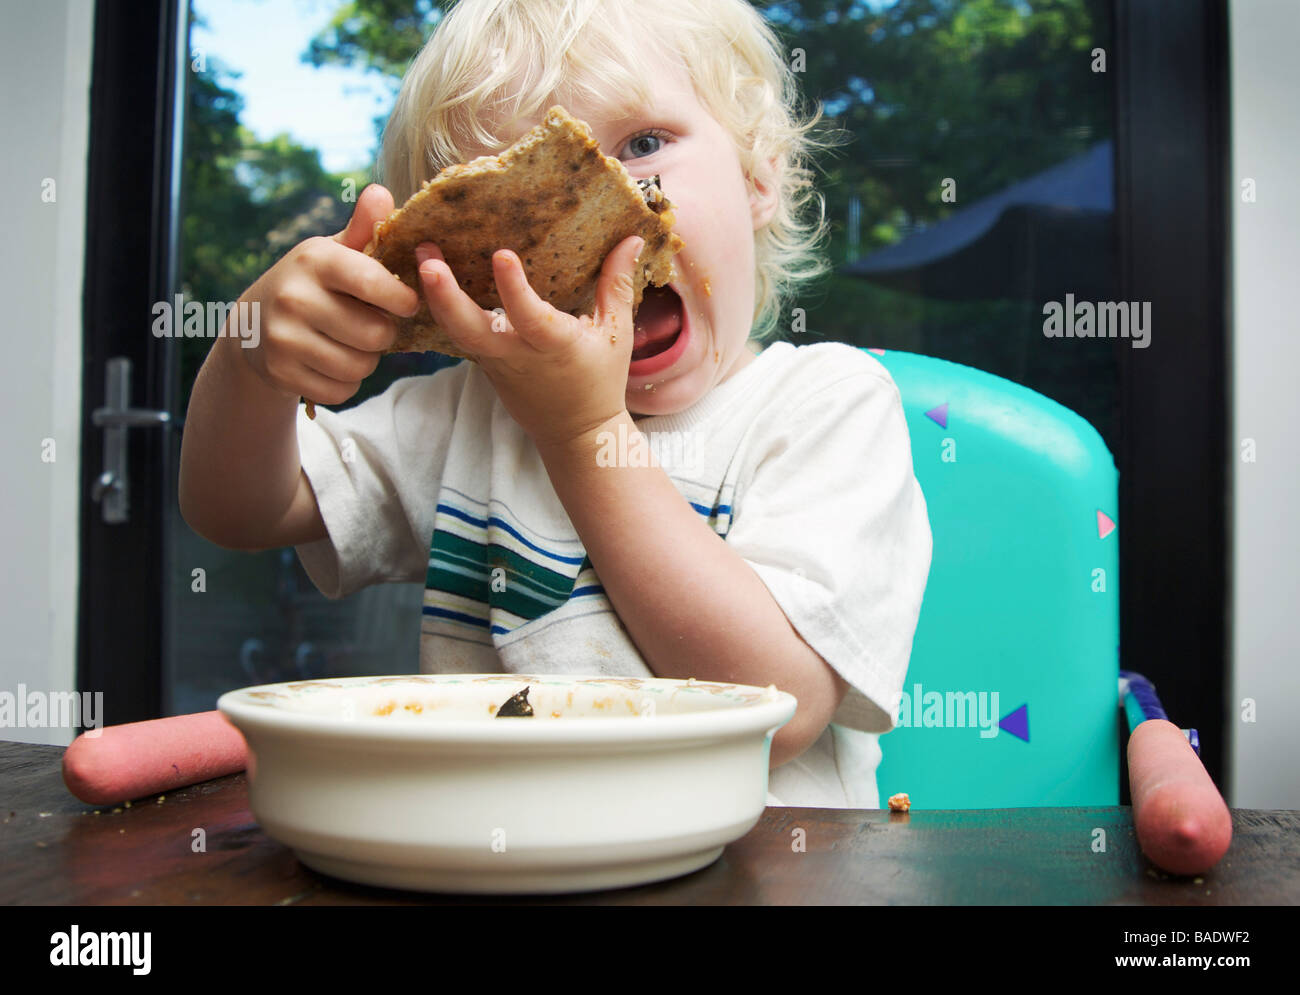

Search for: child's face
xmin=469 ymin=54 xmax=778 ymax=419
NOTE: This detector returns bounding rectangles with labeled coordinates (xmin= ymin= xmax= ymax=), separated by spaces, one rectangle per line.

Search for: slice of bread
xmin=364 ymin=104 xmax=685 ymax=359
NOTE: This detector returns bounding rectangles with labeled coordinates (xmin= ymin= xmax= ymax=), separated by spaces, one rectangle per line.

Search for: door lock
xmin=90 ymin=357 xmax=174 ymax=524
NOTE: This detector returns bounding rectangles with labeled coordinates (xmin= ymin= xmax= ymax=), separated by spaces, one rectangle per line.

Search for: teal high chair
xmin=865 ymin=349 xmax=1120 ymax=808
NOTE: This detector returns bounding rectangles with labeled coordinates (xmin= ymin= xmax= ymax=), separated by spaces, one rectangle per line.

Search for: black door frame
xmin=1112 ymin=0 xmax=1231 ymax=795
xmin=77 ymin=0 xmax=187 ymax=727
xmin=76 ymin=0 xmax=1235 ymax=796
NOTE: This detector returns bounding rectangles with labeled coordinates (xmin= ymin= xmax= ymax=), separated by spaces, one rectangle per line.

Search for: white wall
xmin=0 ymin=0 xmax=93 ymax=746
xmin=1229 ymin=0 xmax=1300 ymax=808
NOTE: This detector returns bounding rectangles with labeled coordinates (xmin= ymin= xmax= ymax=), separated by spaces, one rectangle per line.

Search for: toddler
xmin=179 ymin=0 xmax=932 ymax=807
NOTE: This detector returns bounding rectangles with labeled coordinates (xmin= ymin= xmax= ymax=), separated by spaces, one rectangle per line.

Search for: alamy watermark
xmin=50 ymin=926 xmax=150 ymax=975
xmin=595 ymin=421 xmax=700 ymax=473
xmin=890 ymin=683 xmax=1001 ymax=738
xmin=0 ymin=684 xmax=103 ymax=735
xmin=152 ymin=295 xmax=260 ymax=349
xmin=1043 ymin=294 xmax=1150 ymax=349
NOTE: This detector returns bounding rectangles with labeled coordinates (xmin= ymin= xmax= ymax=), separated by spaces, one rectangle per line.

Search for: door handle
xmin=92 ymin=408 xmax=172 ymax=428
xmin=90 ymin=357 xmax=175 ymax=525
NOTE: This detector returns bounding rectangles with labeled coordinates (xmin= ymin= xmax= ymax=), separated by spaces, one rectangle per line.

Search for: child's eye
xmin=621 ymin=128 xmax=672 ymax=159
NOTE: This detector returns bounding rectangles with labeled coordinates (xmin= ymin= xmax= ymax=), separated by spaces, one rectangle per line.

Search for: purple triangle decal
xmin=1000 ymin=704 xmax=1029 ymax=742
xmin=925 ymin=402 xmax=949 ymax=428
xmin=866 ymin=347 xmax=886 ymax=356
xmin=1097 ymin=510 xmax=1116 ymax=539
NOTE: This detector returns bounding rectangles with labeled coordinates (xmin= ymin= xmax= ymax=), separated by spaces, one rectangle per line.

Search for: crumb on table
xmin=887 ymin=792 xmax=911 ymax=812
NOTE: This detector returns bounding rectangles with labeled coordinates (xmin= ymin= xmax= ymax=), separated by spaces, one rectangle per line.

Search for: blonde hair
xmin=378 ymin=0 xmax=847 ymax=344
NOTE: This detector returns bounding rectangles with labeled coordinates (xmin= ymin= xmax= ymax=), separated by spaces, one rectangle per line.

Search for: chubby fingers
xmin=491 ymin=249 xmax=568 ymax=351
xmin=594 ymin=235 xmax=645 ymax=334
xmin=416 ymin=242 xmax=504 ymax=357
xmin=296 ymin=234 xmax=420 ymax=326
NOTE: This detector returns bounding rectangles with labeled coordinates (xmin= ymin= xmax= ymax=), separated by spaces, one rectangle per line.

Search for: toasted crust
xmin=363 ymin=105 xmax=685 ymax=358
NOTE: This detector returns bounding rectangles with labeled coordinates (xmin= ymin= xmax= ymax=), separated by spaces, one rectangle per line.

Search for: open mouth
xmin=632 ymin=284 xmax=684 ymax=361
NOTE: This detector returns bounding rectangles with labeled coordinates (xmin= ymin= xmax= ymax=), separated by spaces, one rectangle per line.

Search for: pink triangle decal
xmin=925 ymin=403 xmax=948 ymax=428
xmin=866 ymin=348 xmax=886 ymax=356
xmin=1097 ymin=510 xmax=1116 ymax=539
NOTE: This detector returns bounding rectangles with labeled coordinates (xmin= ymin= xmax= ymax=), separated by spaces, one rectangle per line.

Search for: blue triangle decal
xmin=1000 ymin=704 xmax=1029 ymax=742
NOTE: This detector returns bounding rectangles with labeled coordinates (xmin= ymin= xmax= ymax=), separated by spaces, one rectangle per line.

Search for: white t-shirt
xmin=294 ymin=340 xmax=932 ymax=807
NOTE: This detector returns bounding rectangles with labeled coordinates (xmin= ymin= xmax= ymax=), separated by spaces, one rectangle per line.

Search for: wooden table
xmin=4 ymin=741 xmax=1297 ymax=905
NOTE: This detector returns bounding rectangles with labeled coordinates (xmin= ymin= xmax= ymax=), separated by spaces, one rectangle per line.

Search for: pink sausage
xmin=1128 ymin=718 xmax=1232 ymax=875
xmin=62 ymin=711 xmax=248 ymax=805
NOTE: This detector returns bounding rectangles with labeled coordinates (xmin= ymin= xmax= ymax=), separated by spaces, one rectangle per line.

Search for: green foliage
xmin=301 ymin=0 xmax=443 ymax=80
xmin=178 ymin=50 xmax=351 ymax=402
xmin=757 ymin=0 xmax=1107 ymax=231
xmin=749 ymin=0 xmax=1108 ymax=337
xmin=300 ymin=0 xmax=447 ymax=157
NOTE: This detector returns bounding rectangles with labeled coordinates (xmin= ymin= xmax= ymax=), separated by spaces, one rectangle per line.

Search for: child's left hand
xmin=415 ymin=235 xmax=644 ymax=448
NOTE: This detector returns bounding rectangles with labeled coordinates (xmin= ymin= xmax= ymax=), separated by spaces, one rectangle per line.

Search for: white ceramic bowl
xmin=217 ymin=674 xmax=796 ymax=894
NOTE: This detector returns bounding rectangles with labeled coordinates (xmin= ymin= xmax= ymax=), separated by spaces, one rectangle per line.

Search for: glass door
xmin=163 ymin=0 xmax=463 ymax=713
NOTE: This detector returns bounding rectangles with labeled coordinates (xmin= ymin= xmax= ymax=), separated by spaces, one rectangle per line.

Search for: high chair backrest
xmin=866 ymin=349 xmax=1120 ymax=808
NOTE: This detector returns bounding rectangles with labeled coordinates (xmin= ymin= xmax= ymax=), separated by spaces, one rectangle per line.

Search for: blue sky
xmin=190 ymin=0 xmax=398 ymax=172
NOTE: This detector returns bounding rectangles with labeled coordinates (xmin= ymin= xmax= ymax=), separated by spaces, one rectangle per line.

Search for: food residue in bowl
xmin=495 ymin=687 xmax=535 ymax=718
xmin=261 ymin=675 xmax=771 ymax=723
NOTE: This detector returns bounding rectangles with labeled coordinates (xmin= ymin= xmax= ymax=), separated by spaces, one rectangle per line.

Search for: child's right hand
xmin=236 ymin=184 xmax=421 ymax=406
